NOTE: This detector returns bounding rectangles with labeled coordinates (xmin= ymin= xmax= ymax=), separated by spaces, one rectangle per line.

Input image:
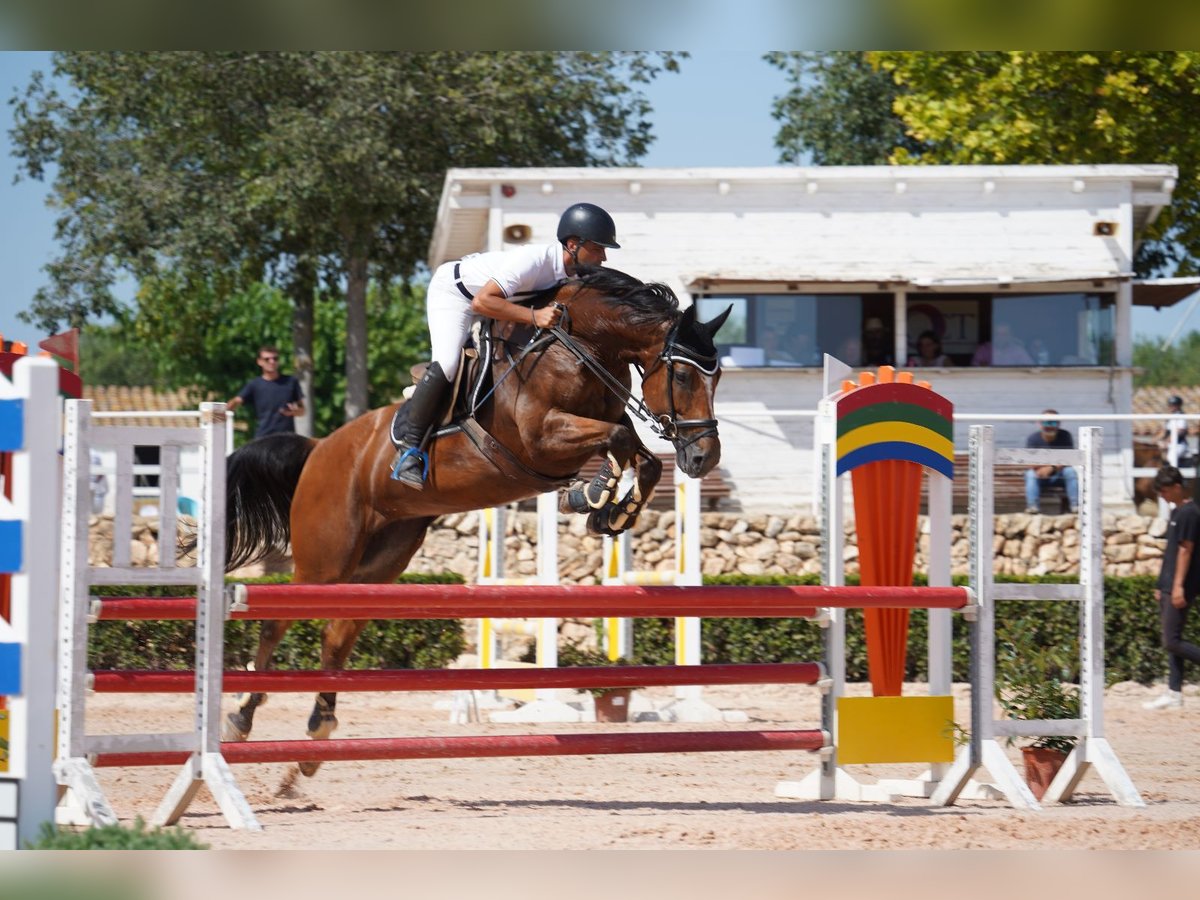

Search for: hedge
xmin=90 ymin=572 xmax=466 ymax=671
xmin=619 ymin=573 xmax=1181 ymax=686
xmin=86 ymin=572 xmax=1188 ymax=686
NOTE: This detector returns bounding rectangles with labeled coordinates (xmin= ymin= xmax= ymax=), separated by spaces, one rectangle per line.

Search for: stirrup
xmin=390 ymin=446 xmax=429 ymax=484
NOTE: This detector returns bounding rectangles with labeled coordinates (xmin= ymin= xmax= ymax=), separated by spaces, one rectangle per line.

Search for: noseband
xmin=638 ymin=317 xmax=720 ymax=450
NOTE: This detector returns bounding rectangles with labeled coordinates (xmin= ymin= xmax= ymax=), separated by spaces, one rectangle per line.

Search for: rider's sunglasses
xmin=260 ymin=355 xmax=278 ymax=362
xmin=1041 ymin=420 xmax=1059 ymax=429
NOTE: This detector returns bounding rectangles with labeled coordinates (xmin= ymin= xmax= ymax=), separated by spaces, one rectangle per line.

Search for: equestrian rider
xmin=391 ymin=202 xmax=620 ymax=486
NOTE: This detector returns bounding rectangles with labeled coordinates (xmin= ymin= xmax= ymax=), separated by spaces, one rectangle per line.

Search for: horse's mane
xmin=532 ymin=266 xmax=680 ymax=330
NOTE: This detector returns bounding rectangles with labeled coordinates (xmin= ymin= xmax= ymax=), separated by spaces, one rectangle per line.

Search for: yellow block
xmin=0 ymin=708 xmax=8 ymax=773
xmin=837 ymin=695 xmax=956 ymax=764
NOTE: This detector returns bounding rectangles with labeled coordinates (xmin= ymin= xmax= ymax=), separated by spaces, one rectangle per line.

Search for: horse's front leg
xmin=593 ymin=446 xmax=663 ymax=536
xmin=545 ymin=412 xmax=663 ymax=535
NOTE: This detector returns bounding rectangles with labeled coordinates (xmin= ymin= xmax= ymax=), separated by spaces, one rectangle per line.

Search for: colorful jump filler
xmin=835 ymin=366 xmax=954 ymax=696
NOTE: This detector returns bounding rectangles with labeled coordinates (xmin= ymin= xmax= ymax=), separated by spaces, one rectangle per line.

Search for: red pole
xmin=90 ymin=661 xmax=824 ymax=694
xmin=92 ymin=728 xmax=828 ymax=768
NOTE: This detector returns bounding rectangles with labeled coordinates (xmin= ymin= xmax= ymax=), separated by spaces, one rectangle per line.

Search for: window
xmin=905 ymin=293 xmax=1115 ymax=367
xmin=695 ymin=293 xmax=892 ymax=368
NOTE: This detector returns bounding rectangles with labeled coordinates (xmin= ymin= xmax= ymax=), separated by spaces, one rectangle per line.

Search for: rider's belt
xmin=452 ymin=263 xmax=473 ymax=301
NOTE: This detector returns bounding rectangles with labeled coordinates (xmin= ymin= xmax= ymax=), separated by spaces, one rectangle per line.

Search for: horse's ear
xmin=679 ymin=304 xmax=698 ymax=329
xmin=702 ymin=304 xmax=734 ymax=337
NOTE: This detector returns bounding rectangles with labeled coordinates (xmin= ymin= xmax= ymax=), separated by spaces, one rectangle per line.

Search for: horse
xmin=217 ymin=267 xmax=731 ymax=772
xmin=1133 ymin=437 xmax=1198 ymax=512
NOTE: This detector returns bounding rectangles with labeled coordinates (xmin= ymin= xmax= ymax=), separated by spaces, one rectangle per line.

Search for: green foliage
xmin=766 ymin=51 xmax=926 ymax=165
xmin=868 ymin=51 xmax=1200 ymax=277
xmin=121 ymin=277 xmax=428 ymax=438
xmin=1133 ymin=331 xmax=1200 ymax=387
xmin=995 ymin=617 xmax=1081 ymax=752
xmin=80 ymin=318 xmax=160 ymax=386
xmin=31 ymin=817 xmax=207 ymax=850
xmin=90 ymin=574 xmax=466 ymax=671
xmin=556 ymin=642 xmax=636 ymax=696
xmin=621 ymin=573 xmax=1188 ymax=688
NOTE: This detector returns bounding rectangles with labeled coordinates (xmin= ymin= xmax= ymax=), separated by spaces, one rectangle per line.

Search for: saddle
xmin=388 ymin=319 xmax=571 ymax=491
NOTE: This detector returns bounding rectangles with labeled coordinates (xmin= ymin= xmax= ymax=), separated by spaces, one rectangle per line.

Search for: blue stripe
xmin=0 ymin=400 xmax=22 ymax=452
xmin=0 ymin=644 xmax=21 ymax=695
xmin=0 ymin=521 xmax=20 ymax=574
xmin=836 ymin=442 xmax=955 ymax=480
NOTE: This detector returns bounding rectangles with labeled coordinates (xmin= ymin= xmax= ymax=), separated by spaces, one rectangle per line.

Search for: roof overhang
xmin=1132 ymin=277 xmax=1200 ymax=309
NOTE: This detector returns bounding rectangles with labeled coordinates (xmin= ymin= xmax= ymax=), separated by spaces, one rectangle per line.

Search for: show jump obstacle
xmin=48 ymin=370 xmax=1142 ymax=832
xmin=0 ymin=357 xmax=59 ymax=850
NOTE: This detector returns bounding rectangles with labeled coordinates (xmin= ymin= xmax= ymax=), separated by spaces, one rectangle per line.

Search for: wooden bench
xmin=520 ymin=453 xmax=734 ymax=512
xmin=923 ymin=452 xmax=1069 ymax=514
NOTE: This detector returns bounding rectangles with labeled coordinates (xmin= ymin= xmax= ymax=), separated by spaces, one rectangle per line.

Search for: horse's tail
xmin=225 ymin=433 xmax=318 ymax=572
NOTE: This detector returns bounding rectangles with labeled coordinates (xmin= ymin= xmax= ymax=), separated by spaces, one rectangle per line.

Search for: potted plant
xmin=994 ymin=627 xmax=1080 ymax=800
xmin=557 ymin=642 xmax=640 ymax=723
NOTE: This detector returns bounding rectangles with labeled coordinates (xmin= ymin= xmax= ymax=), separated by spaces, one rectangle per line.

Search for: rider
xmin=391 ymin=202 xmax=621 ymax=486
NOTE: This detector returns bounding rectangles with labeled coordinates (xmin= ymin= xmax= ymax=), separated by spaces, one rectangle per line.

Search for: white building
xmin=430 ymin=165 xmax=1192 ymax=511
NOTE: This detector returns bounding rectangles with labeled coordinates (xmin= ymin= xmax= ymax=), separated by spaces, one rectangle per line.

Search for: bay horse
xmin=218 ymin=267 xmax=731 ymax=772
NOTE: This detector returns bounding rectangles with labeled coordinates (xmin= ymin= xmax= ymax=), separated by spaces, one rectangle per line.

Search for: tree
xmin=10 ymin=51 xmax=683 ymax=422
xmin=128 ymin=276 xmax=429 ymax=439
xmin=870 ymin=52 xmax=1200 ymax=276
xmin=766 ymin=51 xmax=924 ymax=165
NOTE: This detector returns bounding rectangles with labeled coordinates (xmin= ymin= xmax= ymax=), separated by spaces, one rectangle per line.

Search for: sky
xmin=0 ymin=49 xmax=1195 ymax=350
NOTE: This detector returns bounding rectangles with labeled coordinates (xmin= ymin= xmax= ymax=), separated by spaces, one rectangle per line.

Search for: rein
xmin=547 ymin=312 xmax=720 ymax=451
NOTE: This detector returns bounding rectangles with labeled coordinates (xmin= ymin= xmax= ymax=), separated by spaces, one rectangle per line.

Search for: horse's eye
xmin=673 ymin=370 xmax=690 ymax=386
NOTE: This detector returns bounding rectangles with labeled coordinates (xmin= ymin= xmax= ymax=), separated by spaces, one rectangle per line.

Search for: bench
xmin=520 ymin=453 xmax=735 ymax=512
xmin=923 ymin=452 xmax=1069 ymax=515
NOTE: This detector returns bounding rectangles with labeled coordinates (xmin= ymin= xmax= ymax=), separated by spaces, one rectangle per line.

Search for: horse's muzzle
xmin=677 ymin=438 xmax=720 ymax=479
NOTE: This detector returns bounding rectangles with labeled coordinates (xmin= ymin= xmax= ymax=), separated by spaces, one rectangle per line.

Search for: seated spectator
xmin=972 ymin=322 xmax=1034 ymax=366
xmin=761 ymin=327 xmax=797 ymax=366
xmin=906 ymin=330 xmax=954 ymax=367
xmin=1024 ymin=410 xmax=1078 ymax=514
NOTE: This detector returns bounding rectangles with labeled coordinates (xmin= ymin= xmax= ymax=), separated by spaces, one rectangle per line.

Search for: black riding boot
xmin=390 ymin=362 xmax=452 ymax=488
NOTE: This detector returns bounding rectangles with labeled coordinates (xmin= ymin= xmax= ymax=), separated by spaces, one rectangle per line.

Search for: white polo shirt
xmin=456 ymin=243 xmax=567 ymax=299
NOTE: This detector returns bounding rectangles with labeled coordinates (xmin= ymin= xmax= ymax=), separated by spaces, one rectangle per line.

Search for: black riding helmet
xmin=557 ymin=202 xmax=621 ymax=249
xmin=1169 ymin=395 xmax=1184 ymax=408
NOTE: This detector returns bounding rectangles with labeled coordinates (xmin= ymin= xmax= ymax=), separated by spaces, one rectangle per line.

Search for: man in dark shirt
xmin=1144 ymin=465 xmax=1200 ymax=710
xmin=1023 ymin=409 xmax=1077 ymax=514
xmin=227 ymin=346 xmax=305 ymax=438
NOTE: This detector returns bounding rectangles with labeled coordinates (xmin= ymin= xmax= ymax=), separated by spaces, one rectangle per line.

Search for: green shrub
xmin=620 ymin=573 xmax=1190 ymax=686
xmin=30 ymin=817 xmax=207 ymax=849
xmin=89 ymin=573 xmax=466 ymax=671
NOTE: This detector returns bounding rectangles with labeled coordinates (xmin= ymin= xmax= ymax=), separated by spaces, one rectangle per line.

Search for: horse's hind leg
xmin=299 ymin=516 xmax=436 ymax=777
xmin=297 ymin=619 xmax=370 ymax=776
xmin=223 ymin=619 xmax=294 ymax=741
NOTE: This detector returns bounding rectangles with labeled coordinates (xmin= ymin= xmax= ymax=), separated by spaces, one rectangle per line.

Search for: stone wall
xmin=87 ymin=509 xmax=1168 ymax=581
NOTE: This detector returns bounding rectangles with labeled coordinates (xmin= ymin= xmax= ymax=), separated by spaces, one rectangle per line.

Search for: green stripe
xmin=837 ymin=401 xmax=953 ymax=441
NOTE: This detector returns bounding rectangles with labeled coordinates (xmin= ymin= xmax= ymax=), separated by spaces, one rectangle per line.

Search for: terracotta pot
xmin=593 ymin=688 xmax=633 ymax=723
xmin=1021 ymin=746 xmax=1068 ymax=800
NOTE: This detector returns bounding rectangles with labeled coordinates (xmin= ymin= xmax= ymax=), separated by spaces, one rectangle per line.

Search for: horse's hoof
xmin=298 ymin=760 xmax=323 ymax=778
xmin=222 ymin=713 xmax=250 ymax=742
xmin=306 ymin=714 xmax=338 ymax=741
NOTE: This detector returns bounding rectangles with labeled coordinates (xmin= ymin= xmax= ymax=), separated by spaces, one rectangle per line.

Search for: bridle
xmin=546 ymin=307 xmax=720 ymax=451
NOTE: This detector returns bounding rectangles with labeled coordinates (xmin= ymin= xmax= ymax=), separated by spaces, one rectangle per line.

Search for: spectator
xmin=227 ymin=346 xmax=305 ymax=438
xmin=1024 ymin=410 xmax=1078 ymax=514
xmin=1161 ymin=395 xmax=1194 ymax=467
xmin=972 ymin=322 xmax=1035 ymax=366
xmin=906 ymin=330 xmax=954 ymax=367
xmin=761 ymin=326 xmax=796 ymax=366
xmin=1143 ymin=465 xmax=1200 ymax=710
xmin=862 ymin=317 xmax=893 ymax=366
xmin=836 ymin=335 xmax=862 ymax=367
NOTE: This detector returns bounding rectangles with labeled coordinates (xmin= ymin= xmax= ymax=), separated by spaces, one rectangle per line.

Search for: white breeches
xmin=426 ymin=263 xmax=478 ymax=381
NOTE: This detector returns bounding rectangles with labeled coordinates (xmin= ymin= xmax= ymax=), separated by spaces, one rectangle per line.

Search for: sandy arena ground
xmin=73 ymin=677 xmax=1200 ymax=850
